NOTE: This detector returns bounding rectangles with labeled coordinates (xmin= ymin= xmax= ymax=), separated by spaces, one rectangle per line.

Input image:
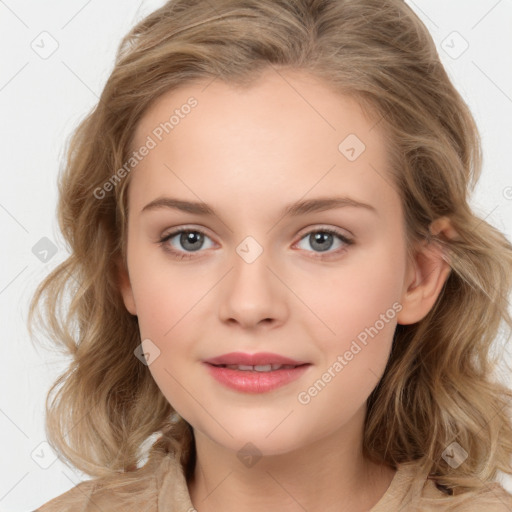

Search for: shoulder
xmin=34 ymin=448 xmax=173 ymax=512
xmin=34 ymin=432 xmax=194 ymax=512
xmin=34 ymin=478 xmax=97 ymax=512
xmin=387 ymin=463 xmax=512 ymax=512
xmin=449 ymin=484 xmax=512 ymax=512
xmin=419 ymin=479 xmax=512 ymax=512
xmin=35 ymin=471 xmax=160 ymax=512
xmin=35 ymin=473 xmax=159 ymax=512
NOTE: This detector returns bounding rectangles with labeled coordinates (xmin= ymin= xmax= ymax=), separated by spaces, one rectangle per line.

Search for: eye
xmin=158 ymin=228 xmax=215 ymax=260
xmin=294 ymin=227 xmax=353 ymax=257
xmin=158 ymin=226 xmax=354 ymax=261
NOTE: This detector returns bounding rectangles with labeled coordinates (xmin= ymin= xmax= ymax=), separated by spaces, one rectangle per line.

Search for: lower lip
xmin=203 ymin=363 xmax=311 ymax=393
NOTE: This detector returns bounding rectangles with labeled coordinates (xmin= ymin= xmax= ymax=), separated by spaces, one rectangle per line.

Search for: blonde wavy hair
xmin=29 ymin=0 xmax=512 ymax=504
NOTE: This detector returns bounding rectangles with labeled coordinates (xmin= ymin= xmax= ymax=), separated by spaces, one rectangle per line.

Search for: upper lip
xmin=204 ymin=352 xmax=309 ymax=366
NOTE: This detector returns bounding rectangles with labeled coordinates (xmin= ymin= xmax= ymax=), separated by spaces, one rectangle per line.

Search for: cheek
xmin=129 ymin=248 xmax=204 ymax=339
xmin=305 ymin=244 xmax=404 ymax=347
xmin=128 ymin=251 xmax=208 ymax=380
xmin=296 ymin=280 xmax=399 ymax=428
xmin=293 ymin=243 xmax=404 ymax=414
xmin=131 ymin=267 xmax=200 ymax=412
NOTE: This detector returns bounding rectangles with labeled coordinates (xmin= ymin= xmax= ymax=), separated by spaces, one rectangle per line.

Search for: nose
xmin=218 ymin=248 xmax=289 ymax=330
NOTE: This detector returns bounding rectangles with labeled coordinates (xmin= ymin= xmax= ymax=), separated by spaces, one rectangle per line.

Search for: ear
xmin=116 ymin=258 xmax=137 ymax=316
xmin=396 ymin=217 xmax=456 ymax=325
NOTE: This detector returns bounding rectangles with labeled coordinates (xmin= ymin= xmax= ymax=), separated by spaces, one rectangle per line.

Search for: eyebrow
xmin=141 ymin=196 xmax=377 ymax=217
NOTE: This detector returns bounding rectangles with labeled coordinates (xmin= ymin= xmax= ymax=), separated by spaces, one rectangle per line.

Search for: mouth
xmin=208 ymin=363 xmax=309 ymax=372
xmin=203 ymin=351 xmax=309 ymax=367
xmin=202 ymin=353 xmax=312 ymax=393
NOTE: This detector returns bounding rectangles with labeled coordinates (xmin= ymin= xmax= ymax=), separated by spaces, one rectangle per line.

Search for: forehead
xmin=128 ymin=68 xmax=397 ymax=217
xmin=132 ymin=68 xmax=381 ymax=149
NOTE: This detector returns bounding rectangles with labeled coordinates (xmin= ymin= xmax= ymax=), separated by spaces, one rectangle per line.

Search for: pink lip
xmin=203 ymin=352 xmax=307 ymax=366
xmin=202 ymin=352 xmax=311 ymax=393
xmin=203 ymin=364 xmax=311 ymax=393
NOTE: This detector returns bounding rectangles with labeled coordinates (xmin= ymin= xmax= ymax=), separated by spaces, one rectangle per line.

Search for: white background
xmin=0 ymin=1 xmax=511 ymax=510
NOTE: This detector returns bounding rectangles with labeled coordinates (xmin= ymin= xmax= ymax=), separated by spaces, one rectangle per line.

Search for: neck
xmin=187 ymin=408 xmax=396 ymax=512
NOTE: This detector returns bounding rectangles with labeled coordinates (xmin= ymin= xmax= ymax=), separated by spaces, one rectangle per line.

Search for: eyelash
xmin=158 ymin=226 xmax=354 ymax=261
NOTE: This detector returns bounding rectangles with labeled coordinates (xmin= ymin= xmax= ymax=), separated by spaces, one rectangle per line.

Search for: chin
xmin=198 ymin=418 xmax=309 ymax=457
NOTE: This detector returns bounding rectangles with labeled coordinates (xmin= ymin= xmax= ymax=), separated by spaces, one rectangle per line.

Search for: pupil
xmin=311 ymin=232 xmax=333 ymax=252
xmin=181 ymin=231 xmax=203 ymax=251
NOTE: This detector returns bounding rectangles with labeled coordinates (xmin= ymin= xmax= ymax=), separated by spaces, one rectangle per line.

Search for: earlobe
xmin=396 ymin=217 xmax=455 ymax=325
xmin=116 ymin=260 xmax=137 ymax=316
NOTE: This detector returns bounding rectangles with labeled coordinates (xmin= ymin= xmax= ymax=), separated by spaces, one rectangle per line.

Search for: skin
xmin=118 ymin=67 xmax=452 ymax=512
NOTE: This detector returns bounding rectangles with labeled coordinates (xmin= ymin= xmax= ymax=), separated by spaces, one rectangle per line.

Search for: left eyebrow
xmin=140 ymin=196 xmax=378 ymax=217
xmin=282 ymin=196 xmax=377 ymax=217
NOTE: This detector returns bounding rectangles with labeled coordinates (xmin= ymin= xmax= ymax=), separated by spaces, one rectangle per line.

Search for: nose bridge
xmin=218 ymin=237 xmax=287 ymax=327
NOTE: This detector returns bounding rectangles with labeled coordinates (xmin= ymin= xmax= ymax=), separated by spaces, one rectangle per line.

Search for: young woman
xmin=32 ymin=0 xmax=512 ymax=510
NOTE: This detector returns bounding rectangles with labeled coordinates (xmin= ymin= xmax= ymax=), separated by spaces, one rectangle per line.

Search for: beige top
xmin=35 ymin=440 xmax=512 ymax=512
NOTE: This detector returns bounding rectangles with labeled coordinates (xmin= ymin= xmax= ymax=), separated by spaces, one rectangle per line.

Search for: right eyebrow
xmin=141 ymin=197 xmax=213 ymax=215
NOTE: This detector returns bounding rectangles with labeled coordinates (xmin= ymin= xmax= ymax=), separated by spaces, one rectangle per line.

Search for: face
xmin=119 ymin=68 xmax=426 ymax=457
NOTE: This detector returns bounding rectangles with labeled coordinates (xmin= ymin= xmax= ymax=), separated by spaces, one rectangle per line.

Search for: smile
xmin=203 ymin=362 xmax=311 ymax=393
xmin=213 ymin=364 xmax=298 ymax=372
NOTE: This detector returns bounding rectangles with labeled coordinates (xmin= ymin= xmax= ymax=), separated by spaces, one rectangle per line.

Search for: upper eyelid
xmin=296 ymin=224 xmax=353 ymax=240
xmin=161 ymin=224 xmax=352 ymax=237
xmin=160 ymin=226 xmax=216 ymax=243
